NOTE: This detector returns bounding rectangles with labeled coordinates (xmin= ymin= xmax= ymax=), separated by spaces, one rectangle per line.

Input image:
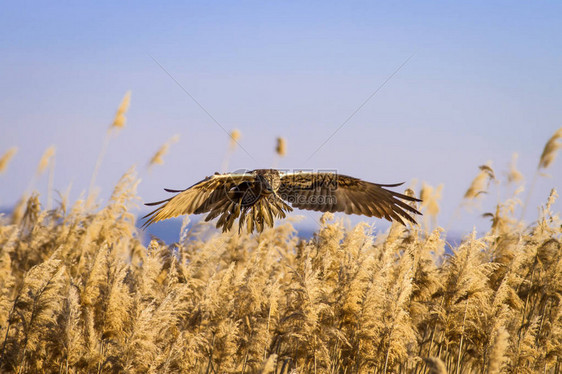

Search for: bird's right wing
xmin=142 ymin=172 xmax=254 ymax=228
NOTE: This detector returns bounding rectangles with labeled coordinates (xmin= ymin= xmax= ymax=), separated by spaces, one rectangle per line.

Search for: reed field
xmin=1 ymin=96 xmax=561 ymax=373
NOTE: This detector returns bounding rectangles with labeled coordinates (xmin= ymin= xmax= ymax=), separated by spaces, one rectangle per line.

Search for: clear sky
xmin=1 ymin=1 xmax=561 ymax=235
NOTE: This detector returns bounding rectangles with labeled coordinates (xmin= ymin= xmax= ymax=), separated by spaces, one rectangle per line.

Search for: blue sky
xmin=1 ymin=1 xmax=561 ymax=234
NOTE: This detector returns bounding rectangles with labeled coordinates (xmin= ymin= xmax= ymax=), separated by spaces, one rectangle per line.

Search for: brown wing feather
xmin=278 ymin=172 xmax=421 ymax=224
xmin=142 ymin=173 xmax=253 ymax=228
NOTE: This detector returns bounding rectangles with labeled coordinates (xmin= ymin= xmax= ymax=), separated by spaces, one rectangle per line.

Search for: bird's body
xmin=143 ymin=169 xmax=421 ymax=233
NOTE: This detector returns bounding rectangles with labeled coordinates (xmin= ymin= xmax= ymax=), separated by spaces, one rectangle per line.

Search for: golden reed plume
xmin=275 ymin=137 xmax=286 ymax=157
xmin=521 ymin=127 xmax=562 ymax=220
xmin=110 ymin=91 xmax=131 ymax=130
xmin=0 ymin=147 xmax=18 ymax=174
xmin=507 ymin=153 xmax=524 ymax=184
xmin=221 ymin=129 xmax=241 ymax=172
xmin=148 ymin=135 xmax=180 ymax=170
xmin=464 ymin=163 xmax=495 ymax=200
xmin=36 ymin=146 xmax=56 ymax=175
xmin=538 ymin=127 xmax=562 ymax=169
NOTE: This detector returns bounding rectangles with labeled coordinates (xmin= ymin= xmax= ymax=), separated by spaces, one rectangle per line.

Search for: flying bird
xmin=143 ymin=169 xmax=421 ymax=233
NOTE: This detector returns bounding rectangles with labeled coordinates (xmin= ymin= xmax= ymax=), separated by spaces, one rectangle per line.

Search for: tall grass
xmin=0 ymin=167 xmax=560 ymax=373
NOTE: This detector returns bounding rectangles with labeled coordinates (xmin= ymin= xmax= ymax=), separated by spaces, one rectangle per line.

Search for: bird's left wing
xmin=278 ymin=172 xmax=421 ymax=225
xmin=142 ymin=172 xmax=254 ymax=228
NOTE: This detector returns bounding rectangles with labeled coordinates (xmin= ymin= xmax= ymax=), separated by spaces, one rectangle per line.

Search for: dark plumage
xmin=143 ymin=169 xmax=421 ymax=233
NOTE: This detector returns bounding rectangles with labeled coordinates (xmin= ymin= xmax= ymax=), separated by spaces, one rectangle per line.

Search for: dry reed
xmin=1 ymin=165 xmax=560 ymax=373
xmin=36 ymin=146 xmax=56 ymax=176
xmin=420 ymin=182 xmax=443 ymax=229
xmin=221 ymin=129 xmax=241 ymax=172
xmin=507 ymin=153 xmax=524 ymax=184
xmin=464 ymin=163 xmax=495 ymax=200
xmin=521 ymin=127 xmax=562 ymax=221
xmin=0 ymin=147 xmax=18 ymax=175
xmin=88 ymin=91 xmax=132 ymax=200
xmin=110 ymin=91 xmax=132 ymax=130
xmin=538 ymin=127 xmax=562 ymax=170
xmin=275 ymin=137 xmax=286 ymax=157
xmin=148 ymin=135 xmax=180 ymax=170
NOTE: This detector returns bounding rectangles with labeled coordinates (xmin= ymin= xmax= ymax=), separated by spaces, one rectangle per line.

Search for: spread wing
xmin=278 ymin=172 xmax=421 ymax=225
xmin=142 ymin=172 xmax=254 ymax=228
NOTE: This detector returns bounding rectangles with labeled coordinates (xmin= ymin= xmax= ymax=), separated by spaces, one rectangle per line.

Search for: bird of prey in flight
xmin=143 ymin=169 xmax=421 ymax=233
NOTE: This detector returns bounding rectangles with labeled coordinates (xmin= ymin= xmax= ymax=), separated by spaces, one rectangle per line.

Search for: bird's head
xmin=259 ymin=176 xmax=274 ymax=194
xmin=254 ymin=169 xmax=281 ymax=195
